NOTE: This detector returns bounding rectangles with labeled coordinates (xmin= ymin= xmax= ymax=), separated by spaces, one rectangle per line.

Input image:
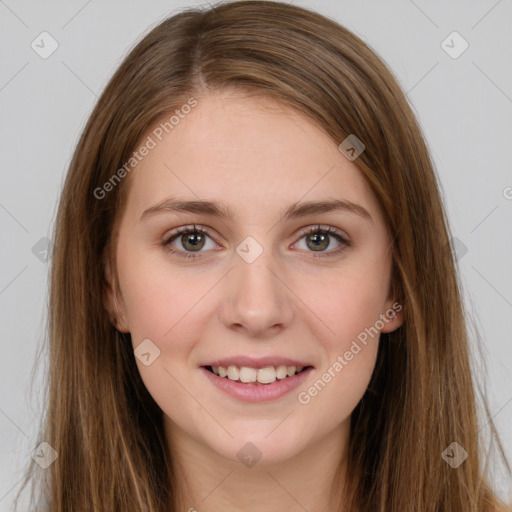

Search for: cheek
xmin=291 ymin=254 xmax=388 ymax=415
xmin=116 ymin=249 xmax=216 ymax=416
xmin=117 ymin=244 xmax=214 ymax=351
xmin=293 ymin=267 xmax=384 ymax=425
xmin=297 ymin=256 xmax=390 ymax=354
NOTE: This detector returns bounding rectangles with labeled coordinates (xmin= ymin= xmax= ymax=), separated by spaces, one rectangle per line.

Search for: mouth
xmin=200 ymin=363 xmax=314 ymax=402
xmin=202 ymin=364 xmax=313 ymax=386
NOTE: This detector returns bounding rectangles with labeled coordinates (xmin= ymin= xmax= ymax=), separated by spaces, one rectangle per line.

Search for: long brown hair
xmin=14 ymin=1 xmax=510 ymax=510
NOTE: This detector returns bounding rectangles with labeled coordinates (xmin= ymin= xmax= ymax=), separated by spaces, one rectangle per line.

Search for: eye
xmin=162 ymin=224 xmax=350 ymax=260
xmin=162 ymin=225 xmax=218 ymax=259
xmin=293 ymin=225 xmax=350 ymax=258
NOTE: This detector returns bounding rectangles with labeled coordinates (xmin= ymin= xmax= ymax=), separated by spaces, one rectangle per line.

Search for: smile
xmin=205 ymin=364 xmax=309 ymax=384
xmin=201 ymin=365 xmax=314 ymax=402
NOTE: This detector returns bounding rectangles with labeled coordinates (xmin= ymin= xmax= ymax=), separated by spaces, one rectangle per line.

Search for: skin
xmin=104 ymin=89 xmax=403 ymax=512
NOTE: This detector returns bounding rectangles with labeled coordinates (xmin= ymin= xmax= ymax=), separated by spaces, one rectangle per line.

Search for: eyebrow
xmin=140 ymin=197 xmax=372 ymax=223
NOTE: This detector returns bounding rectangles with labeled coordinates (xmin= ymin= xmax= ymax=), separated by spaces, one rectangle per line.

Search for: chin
xmin=211 ymin=430 xmax=306 ymax=468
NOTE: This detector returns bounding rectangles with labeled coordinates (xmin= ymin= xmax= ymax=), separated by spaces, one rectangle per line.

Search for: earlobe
xmin=380 ymin=298 xmax=404 ymax=334
xmin=102 ymin=257 xmax=130 ymax=333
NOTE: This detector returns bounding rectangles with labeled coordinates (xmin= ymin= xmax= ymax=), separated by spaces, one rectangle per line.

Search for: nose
xmin=218 ymin=249 xmax=295 ymax=338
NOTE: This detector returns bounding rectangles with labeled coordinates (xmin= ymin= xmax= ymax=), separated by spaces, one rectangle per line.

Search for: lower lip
xmin=200 ymin=366 xmax=314 ymax=403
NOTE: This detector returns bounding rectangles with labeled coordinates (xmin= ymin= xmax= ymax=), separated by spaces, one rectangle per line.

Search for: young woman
xmin=15 ymin=1 xmax=510 ymax=510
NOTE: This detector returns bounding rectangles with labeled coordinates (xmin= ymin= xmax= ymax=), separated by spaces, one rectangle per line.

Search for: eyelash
xmin=162 ymin=224 xmax=350 ymax=260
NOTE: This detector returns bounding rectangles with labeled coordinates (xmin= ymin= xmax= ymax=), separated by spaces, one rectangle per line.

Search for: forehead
xmin=121 ymin=90 xmax=382 ymax=226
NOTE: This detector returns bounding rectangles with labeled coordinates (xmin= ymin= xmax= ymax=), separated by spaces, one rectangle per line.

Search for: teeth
xmin=276 ymin=365 xmax=288 ymax=379
xmin=258 ymin=366 xmax=277 ymax=384
xmin=227 ymin=365 xmax=239 ymax=380
xmin=239 ymin=367 xmax=257 ymax=383
xmin=210 ymin=364 xmax=306 ymax=384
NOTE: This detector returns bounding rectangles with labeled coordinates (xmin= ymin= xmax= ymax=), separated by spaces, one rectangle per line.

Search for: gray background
xmin=1 ymin=0 xmax=511 ymax=508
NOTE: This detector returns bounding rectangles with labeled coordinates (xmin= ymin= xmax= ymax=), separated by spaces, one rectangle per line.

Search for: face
xmin=104 ymin=89 xmax=403 ymax=466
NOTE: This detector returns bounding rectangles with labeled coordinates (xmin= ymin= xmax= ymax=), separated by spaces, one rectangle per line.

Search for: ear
xmin=102 ymin=256 xmax=130 ymax=333
xmin=380 ymin=286 xmax=404 ymax=334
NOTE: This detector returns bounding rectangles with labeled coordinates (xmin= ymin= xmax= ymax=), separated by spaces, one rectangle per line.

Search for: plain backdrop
xmin=0 ymin=0 xmax=511 ymax=509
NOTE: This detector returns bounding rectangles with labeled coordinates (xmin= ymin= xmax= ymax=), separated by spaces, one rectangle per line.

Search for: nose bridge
xmin=219 ymin=238 xmax=294 ymax=334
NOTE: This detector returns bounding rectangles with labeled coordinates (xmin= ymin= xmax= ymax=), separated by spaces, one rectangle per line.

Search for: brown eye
xmin=179 ymin=231 xmax=206 ymax=251
xmin=305 ymin=232 xmax=330 ymax=251
xmin=294 ymin=225 xmax=350 ymax=258
xmin=163 ymin=225 xmax=217 ymax=258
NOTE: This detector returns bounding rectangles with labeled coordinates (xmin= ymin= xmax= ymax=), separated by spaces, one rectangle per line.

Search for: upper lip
xmin=201 ymin=356 xmax=313 ymax=369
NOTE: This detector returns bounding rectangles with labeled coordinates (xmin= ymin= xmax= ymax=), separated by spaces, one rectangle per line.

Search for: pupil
xmin=308 ymin=233 xmax=328 ymax=251
xmin=184 ymin=232 xmax=204 ymax=250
